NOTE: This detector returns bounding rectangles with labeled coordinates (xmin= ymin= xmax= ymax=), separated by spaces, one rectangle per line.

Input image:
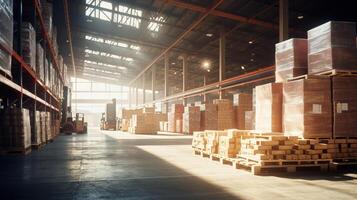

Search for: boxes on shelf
xmin=275 ymin=38 xmax=308 ymax=82
xmin=36 ymin=43 xmax=44 ymax=81
xmin=45 ymin=112 xmax=52 ymax=141
xmin=41 ymin=0 xmax=53 ymax=40
xmin=30 ymin=111 xmax=42 ymax=146
xmin=308 ymin=21 xmax=357 ymax=74
xmin=0 ymin=108 xmax=31 ymax=150
xmin=40 ymin=112 xmax=46 ymax=143
xmin=0 ymin=0 xmax=13 ymax=76
xmin=255 ymin=83 xmax=283 ymax=132
xmin=234 ymin=93 xmax=252 ymax=129
xmin=183 ymin=106 xmax=201 ymax=134
xmin=332 ymin=77 xmax=357 ymax=137
xmin=283 ymin=77 xmax=332 ymax=138
xmin=21 ymin=22 xmax=36 ymax=72
xmin=214 ymin=99 xmax=234 ymax=130
xmin=200 ymin=104 xmax=217 ymax=130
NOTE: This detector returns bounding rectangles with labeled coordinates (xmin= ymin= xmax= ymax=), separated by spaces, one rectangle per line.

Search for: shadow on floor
xmin=0 ymin=132 xmax=242 ymax=200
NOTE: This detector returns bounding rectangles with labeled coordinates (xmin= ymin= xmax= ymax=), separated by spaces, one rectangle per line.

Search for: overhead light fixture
xmin=202 ymin=61 xmax=210 ymax=68
xmin=241 ymin=65 xmax=245 ymax=70
xmin=66 ymin=40 xmax=69 ymax=43
xmin=171 ymin=62 xmax=176 ymax=65
xmin=297 ymin=15 xmax=304 ymax=19
xmin=207 ymin=69 xmax=210 ymax=72
xmin=174 ymin=71 xmax=177 ymax=75
xmin=206 ymin=33 xmax=213 ymax=37
xmin=250 ymin=58 xmax=254 ymax=62
xmin=249 ymin=41 xmax=254 ymax=44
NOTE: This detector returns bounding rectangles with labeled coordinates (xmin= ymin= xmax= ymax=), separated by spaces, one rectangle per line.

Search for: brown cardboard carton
xmin=283 ymin=78 xmax=332 ymax=138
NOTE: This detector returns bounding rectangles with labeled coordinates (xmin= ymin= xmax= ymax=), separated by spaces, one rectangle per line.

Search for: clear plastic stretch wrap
xmin=308 ymin=21 xmax=357 ymax=74
xmin=41 ymin=0 xmax=52 ymax=41
xmin=332 ymin=77 xmax=357 ymax=137
xmin=0 ymin=0 xmax=13 ymax=76
xmin=21 ymin=22 xmax=36 ymax=72
xmin=44 ymin=58 xmax=49 ymax=86
xmin=275 ymin=38 xmax=307 ymax=82
xmin=36 ymin=43 xmax=44 ymax=81
xmin=255 ymin=83 xmax=283 ymax=132
xmin=283 ymin=78 xmax=332 ymax=138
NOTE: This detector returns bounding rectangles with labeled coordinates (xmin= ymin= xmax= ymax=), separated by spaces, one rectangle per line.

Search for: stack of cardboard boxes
xmin=200 ymin=104 xmax=218 ymax=130
xmin=183 ymin=106 xmax=201 ymax=134
xmin=168 ymin=104 xmax=184 ymax=133
xmin=233 ymin=93 xmax=253 ymax=130
xmin=214 ymin=99 xmax=234 ymax=130
xmin=0 ymin=0 xmax=13 ymax=77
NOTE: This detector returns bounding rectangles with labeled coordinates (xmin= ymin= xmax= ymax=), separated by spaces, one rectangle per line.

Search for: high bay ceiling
xmin=54 ymin=0 xmax=357 ymax=86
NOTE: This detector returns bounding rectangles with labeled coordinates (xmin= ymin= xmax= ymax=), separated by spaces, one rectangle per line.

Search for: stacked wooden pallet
xmin=318 ymin=137 xmax=357 ymax=159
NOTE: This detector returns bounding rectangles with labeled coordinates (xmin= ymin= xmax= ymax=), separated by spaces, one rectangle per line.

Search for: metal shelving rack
xmin=0 ymin=0 xmax=64 ymax=144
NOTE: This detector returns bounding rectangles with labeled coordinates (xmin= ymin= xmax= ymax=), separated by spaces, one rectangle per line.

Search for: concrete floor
xmin=0 ymin=128 xmax=357 ymax=200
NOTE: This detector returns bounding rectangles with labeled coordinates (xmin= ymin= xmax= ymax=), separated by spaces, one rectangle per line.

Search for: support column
xmin=279 ymin=0 xmax=289 ymax=42
xmin=182 ymin=54 xmax=187 ymax=105
xmin=203 ymin=74 xmax=207 ymax=103
xmin=164 ymin=54 xmax=169 ymax=112
xmin=142 ymin=74 xmax=145 ymax=105
xmin=135 ymin=82 xmax=138 ymax=107
xmin=219 ymin=30 xmax=226 ymax=99
xmin=151 ymin=66 xmax=156 ymax=102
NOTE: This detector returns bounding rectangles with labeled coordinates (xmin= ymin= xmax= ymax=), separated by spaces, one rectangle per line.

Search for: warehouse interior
xmin=1 ymin=0 xmax=357 ymax=199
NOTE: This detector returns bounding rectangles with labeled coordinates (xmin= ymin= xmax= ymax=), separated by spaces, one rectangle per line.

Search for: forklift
xmin=61 ymin=86 xmax=87 ymax=134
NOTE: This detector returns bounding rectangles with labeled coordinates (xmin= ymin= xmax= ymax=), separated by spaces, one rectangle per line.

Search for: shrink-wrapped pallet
xmin=332 ymin=77 xmax=357 ymax=137
xmin=283 ymin=78 xmax=332 ymax=138
xmin=0 ymin=0 xmax=13 ymax=76
xmin=308 ymin=21 xmax=357 ymax=74
xmin=36 ymin=43 xmax=45 ymax=81
xmin=275 ymin=38 xmax=308 ymax=82
xmin=21 ymin=22 xmax=36 ymax=72
xmin=255 ymin=83 xmax=283 ymax=132
xmin=168 ymin=104 xmax=184 ymax=132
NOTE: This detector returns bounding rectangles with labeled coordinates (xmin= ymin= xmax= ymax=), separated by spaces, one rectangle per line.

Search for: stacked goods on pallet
xmin=40 ymin=112 xmax=46 ymax=143
xmin=319 ymin=138 xmax=357 ymax=159
xmin=192 ymin=131 xmax=206 ymax=150
xmin=121 ymin=119 xmax=130 ymax=131
xmin=36 ymin=43 xmax=45 ymax=81
xmin=275 ymin=39 xmax=308 ymax=82
xmin=30 ymin=111 xmax=42 ymax=146
xmin=245 ymin=111 xmax=255 ymax=130
xmin=205 ymin=130 xmax=227 ymax=154
xmin=21 ymin=22 xmax=36 ymax=72
xmin=175 ymin=119 xmax=183 ymax=133
xmin=129 ymin=113 xmax=155 ymax=134
xmin=0 ymin=0 xmax=13 ymax=76
xmin=308 ymin=21 xmax=357 ymax=74
xmin=55 ymin=119 xmax=60 ymax=136
xmin=255 ymin=83 xmax=283 ymax=132
xmin=159 ymin=121 xmax=166 ymax=131
xmin=332 ymin=77 xmax=357 ymax=137
xmin=218 ymin=130 xmax=242 ymax=158
xmin=239 ymin=135 xmax=332 ymax=161
xmin=213 ymin=99 xmax=234 ymax=130
xmin=283 ymin=77 xmax=332 ymax=138
xmin=45 ymin=112 xmax=52 ymax=141
xmin=183 ymin=106 xmax=201 ymax=134
xmin=106 ymin=99 xmax=116 ymax=130
xmin=41 ymin=0 xmax=53 ymax=40
xmin=200 ymin=104 xmax=217 ymax=130
xmin=0 ymin=108 xmax=31 ymax=151
xmin=143 ymin=107 xmax=155 ymax=113
xmin=233 ymin=93 xmax=252 ymax=129
xmin=168 ymin=104 xmax=184 ymax=132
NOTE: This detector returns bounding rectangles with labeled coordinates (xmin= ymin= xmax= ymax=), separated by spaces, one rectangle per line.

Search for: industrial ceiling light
xmin=297 ymin=15 xmax=304 ymax=19
xmin=249 ymin=41 xmax=254 ymax=44
xmin=206 ymin=33 xmax=213 ymax=37
xmin=174 ymin=71 xmax=177 ymax=75
xmin=241 ymin=65 xmax=245 ymax=70
xmin=250 ymin=58 xmax=254 ymax=62
xmin=171 ymin=62 xmax=176 ymax=65
xmin=207 ymin=69 xmax=210 ymax=72
xmin=202 ymin=61 xmax=210 ymax=68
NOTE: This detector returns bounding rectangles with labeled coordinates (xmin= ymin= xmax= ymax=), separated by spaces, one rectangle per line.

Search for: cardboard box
xmin=283 ymin=78 xmax=332 ymax=138
xmin=255 ymin=83 xmax=283 ymax=132
xmin=234 ymin=93 xmax=252 ymax=129
xmin=214 ymin=99 xmax=234 ymax=130
xmin=275 ymin=38 xmax=308 ymax=82
xmin=245 ymin=111 xmax=255 ymax=130
xmin=332 ymin=77 xmax=357 ymax=137
xmin=200 ymin=104 xmax=217 ymax=130
xmin=183 ymin=106 xmax=201 ymax=134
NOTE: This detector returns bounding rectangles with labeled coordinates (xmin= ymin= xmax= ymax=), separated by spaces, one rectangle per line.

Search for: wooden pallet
xmin=238 ymin=155 xmax=332 ymax=166
xmin=315 ymin=69 xmax=357 ymax=77
xmin=0 ymin=146 xmax=32 ymax=155
xmin=287 ymin=74 xmax=328 ymax=82
xmin=192 ymin=148 xmax=210 ymax=158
